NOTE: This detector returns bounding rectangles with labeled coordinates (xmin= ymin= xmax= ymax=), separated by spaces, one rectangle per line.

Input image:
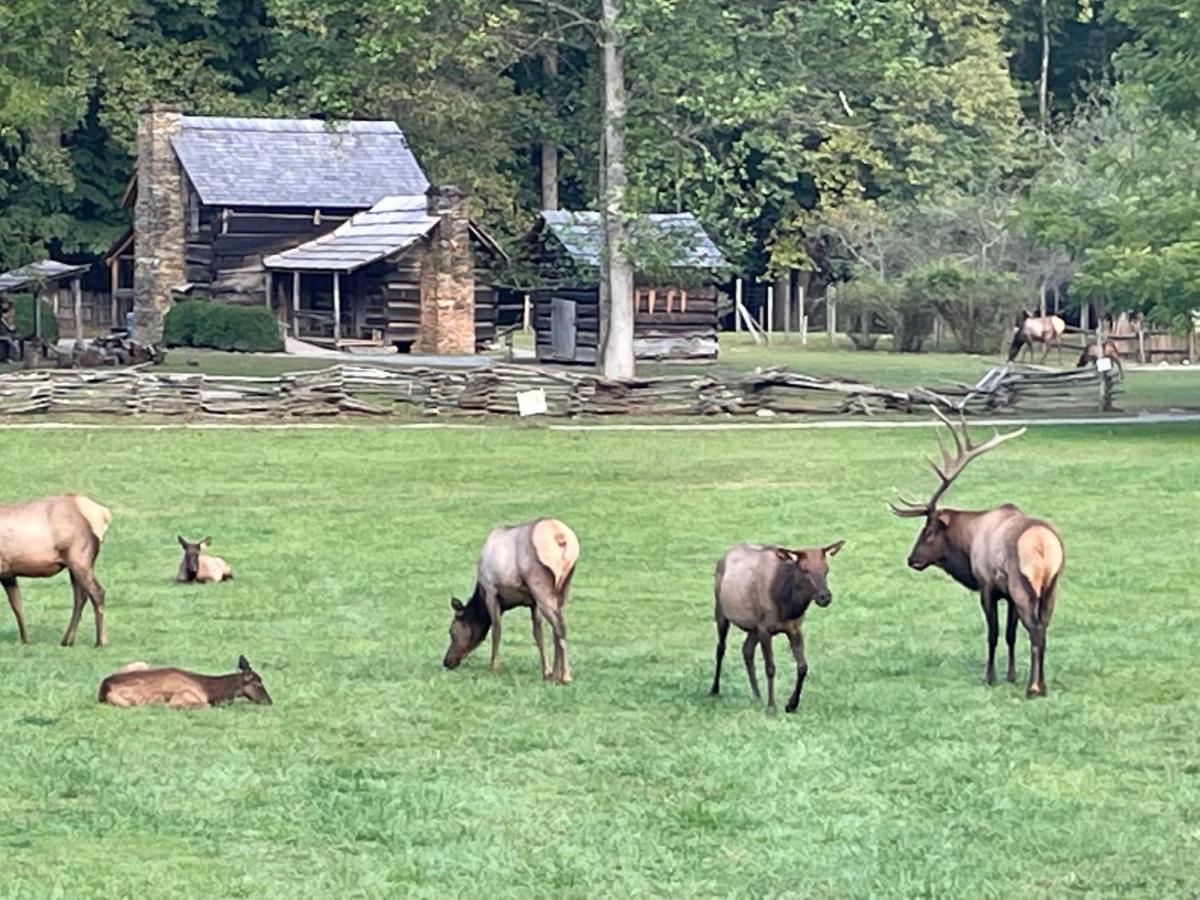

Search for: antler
xmin=888 ymin=407 xmax=1026 ymax=518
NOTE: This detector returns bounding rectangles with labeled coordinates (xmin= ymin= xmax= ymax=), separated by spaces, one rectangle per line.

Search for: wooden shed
xmin=0 ymin=260 xmax=92 ymax=339
xmin=524 ymin=211 xmax=728 ymax=364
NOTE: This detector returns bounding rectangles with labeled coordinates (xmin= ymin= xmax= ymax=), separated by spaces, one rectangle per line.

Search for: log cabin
xmin=109 ymin=104 xmax=502 ymax=354
xmin=523 ymin=211 xmax=728 ymax=364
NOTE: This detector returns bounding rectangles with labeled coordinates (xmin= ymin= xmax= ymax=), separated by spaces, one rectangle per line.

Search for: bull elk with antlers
xmin=890 ymin=410 xmax=1064 ymax=697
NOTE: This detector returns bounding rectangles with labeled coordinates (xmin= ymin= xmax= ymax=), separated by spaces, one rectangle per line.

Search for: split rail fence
xmin=0 ymin=362 xmax=1117 ymax=419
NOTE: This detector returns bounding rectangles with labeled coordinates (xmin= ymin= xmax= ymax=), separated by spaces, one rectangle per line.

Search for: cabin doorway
xmin=550 ymin=296 xmax=577 ymax=360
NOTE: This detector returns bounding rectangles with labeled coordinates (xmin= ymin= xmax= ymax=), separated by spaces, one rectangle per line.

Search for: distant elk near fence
xmin=0 ymin=361 xmax=1117 ymax=420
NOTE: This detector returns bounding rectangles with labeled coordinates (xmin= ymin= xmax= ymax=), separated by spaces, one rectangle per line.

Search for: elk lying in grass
xmin=0 ymin=494 xmax=111 ymax=646
xmin=443 ymin=518 xmax=580 ymax=684
xmin=175 ymin=536 xmax=233 ymax=584
xmin=711 ymin=540 xmax=845 ymax=713
xmin=890 ymin=410 xmax=1064 ymax=697
xmin=1076 ymin=339 xmax=1125 ymax=379
xmin=1008 ymin=311 xmax=1067 ymax=364
xmin=99 ymin=655 xmax=272 ymax=708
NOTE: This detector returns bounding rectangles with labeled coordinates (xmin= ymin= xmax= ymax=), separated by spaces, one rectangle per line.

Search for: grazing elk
xmin=0 ymin=494 xmax=111 ymax=646
xmin=890 ymin=409 xmax=1064 ymax=697
xmin=443 ymin=518 xmax=579 ymax=684
xmin=175 ymin=535 xmax=233 ymax=584
xmin=1008 ymin=311 xmax=1067 ymax=364
xmin=99 ymin=655 xmax=272 ymax=708
xmin=710 ymin=540 xmax=845 ymax=713
xmin=1077 ymin=339 xmax=1125 ymax=379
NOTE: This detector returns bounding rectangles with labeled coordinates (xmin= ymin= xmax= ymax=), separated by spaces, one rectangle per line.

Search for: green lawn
xmin=0 ymin=423 xmax=1196 ymax=897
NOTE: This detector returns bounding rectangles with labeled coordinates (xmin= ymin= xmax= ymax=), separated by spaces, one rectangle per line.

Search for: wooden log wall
xmin=534 ymin=284 xmax=720 ymax=364
xmin=194 ymin=206 xmax=353 ymax=305
xmin=0 ymin=362 xmax=1117 ymax=419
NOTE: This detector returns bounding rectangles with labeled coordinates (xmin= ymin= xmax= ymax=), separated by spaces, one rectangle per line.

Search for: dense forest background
xmin=1 ymin=0 xmax=1196 ymax=328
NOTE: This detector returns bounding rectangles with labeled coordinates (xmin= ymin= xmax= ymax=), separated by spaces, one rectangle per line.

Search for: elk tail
xmin=72 ymin=495 xmax=112 ymax=543
xmin=1017 ymin=524 xmax=1064 ymax=624
xmin=532 ymin=519 xmax=580 ymax=593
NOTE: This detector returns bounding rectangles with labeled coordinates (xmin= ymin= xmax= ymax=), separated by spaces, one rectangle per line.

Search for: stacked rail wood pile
xmin=0 ymin=360 xmax=1116 ymax=419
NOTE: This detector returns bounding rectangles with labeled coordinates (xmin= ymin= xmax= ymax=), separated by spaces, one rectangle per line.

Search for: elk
xmin=1008 ymin=311 xmax=1067 ymax=364
xmin=175 ymin=535 xmax=233 ymax=584
xmin=99 ymin=655 xmax=272 ymax=708
xmin=890 ymin=409 xmax=1064 ymax=697
xmin=710 ymin=540 xmax=845 ymax=713
xmin=0 ymin=494 xmax=111 ymax=646
xmin=1076 ymin=339 xmax=1125 ymax=379
xmin=443 ymin=518 xmax=579 ymax=684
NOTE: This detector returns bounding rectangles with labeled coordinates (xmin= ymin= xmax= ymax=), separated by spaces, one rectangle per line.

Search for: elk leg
xmin=759 ymin=631 xmax=777 ymax=713
xmin=479 ymin=588 xmax=502 ymax=673
xmin=78 ymin=569 xmax=107 ymax=648
xmin=60 ymin=572 xmax=89 ymax=647
xmin=530 ymin=607 xmax=551 ymax=679
xmin=554 ymin=608 xmax=571 ymax=685
xmin=980 ymin=590 xmax=999 ymax=685
xmin=741 ymin=632 xmax=761 ymax=702
xmin=1 ymin=576 xmax=29 ymax=645
xmin=784 ymin=628 xmax=807 ymax=713
xmin=1010 ymin=588 xmax=1046 ymax=698
xmin=1005 ymin=600 xmax=1018 ymax=683
xmin=710 ymin=614 xmax=730 ymax=696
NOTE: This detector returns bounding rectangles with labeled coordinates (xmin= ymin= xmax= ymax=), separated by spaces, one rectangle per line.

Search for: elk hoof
xmin=984 ymin=668 xmax=996 ymax=685
xmin=784 ymin=699 xmax=800 ymax=714
xmin=542 ymin=669 xmax=554 ymax=680
xmin=1026 ymin=684 xmax=1045 ymax=699
xmin=1006 ymin=669 xmax=1017 ymax=683
xmin=60 ymin=638 xmax=74 ymax=648
xmin=765 ymin=704 xmax=777 ymax=716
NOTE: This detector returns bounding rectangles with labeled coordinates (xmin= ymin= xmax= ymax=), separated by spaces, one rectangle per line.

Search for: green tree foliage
xmin=1111 ymin=0 xmax=1200 ymax=124
xmin=1019 ymin=89 xmax=1200 ymax=328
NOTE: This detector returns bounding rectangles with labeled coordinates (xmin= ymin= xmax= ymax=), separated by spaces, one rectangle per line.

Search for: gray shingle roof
xmin=0 ymin=260 xmax=91 ymax=293
xmin=540 ymin=211 xmax=728 ymax=270
xmin=172 ymin=116 xmax=429 ymax=208
xmin=263 ymin=195 xmax=438 ymax=272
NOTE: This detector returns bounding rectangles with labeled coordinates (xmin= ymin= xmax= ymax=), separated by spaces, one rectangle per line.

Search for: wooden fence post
xmin=73 ymin=277 xmax=83 ymax=342
xmin=292 ymin=272 xmax=301 ymax=339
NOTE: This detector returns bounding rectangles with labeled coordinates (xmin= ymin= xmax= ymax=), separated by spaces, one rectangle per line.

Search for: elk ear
xmin=202 ymin=536 xmax=213 ymax=547
xmin=935 ymin=511 xmax=953 ymax=528
xmin=238 ymin=655 xmax=250 ymax=672
xmin=823 ymin=540 xmax=846 ymax=557
xmin=450 ymin=597 xmax=465 ymax=614
xmin=773 ymin=548 xmax=795 ymax=562
xmin=177 ymin=535 xmax=187 ymax=548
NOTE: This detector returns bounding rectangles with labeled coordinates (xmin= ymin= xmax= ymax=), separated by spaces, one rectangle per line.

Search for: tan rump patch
xmin=1017 ymin=525 xmax=1064 ymax=596
xmin=73 ymin=495 xmax=112 ymax=542
xmin=531 ymin=518 xmax=580 ymax=592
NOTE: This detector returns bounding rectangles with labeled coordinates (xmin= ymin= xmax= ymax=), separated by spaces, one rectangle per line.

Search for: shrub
xmin=162 ymin=300 xmax=206 ymax=347
xmin=905 ymin=261 xmax=1022 ymax=355
xmin=831 ymin=277 xmax=934 ymax=352
xmin=6 ymin=293 xmax=60 ymax=343
xmin=162 ymin=301 xmax=283 ymax=352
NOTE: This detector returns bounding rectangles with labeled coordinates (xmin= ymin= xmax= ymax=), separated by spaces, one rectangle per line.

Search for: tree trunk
xmin=598 ymin=0 xmax=635 ymax=379
xmin=541 ymin=47 xmax=559 ymax=211
xmin=1039 ymin=0 xmax=1051 ymax=130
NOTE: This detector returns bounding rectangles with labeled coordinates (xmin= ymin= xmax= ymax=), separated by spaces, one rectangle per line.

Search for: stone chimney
xmin=415 ymin=184 xmax=476 ymax=355
xmin=133 ymin=103 xmax=186 ymax=342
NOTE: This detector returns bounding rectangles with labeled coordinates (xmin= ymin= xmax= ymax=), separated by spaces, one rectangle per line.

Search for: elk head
xmin=177 ymin=535 xmax=212 ymax=581
xmin=237 ymin=655 xmax=273 ymax=705
xmin=443 ymin=596 xmax=489 ymax=669
xmin=773 ymin=540 xmax=846 ymax=607
xmin=890 ymin=409 xmax=1025 ymax=570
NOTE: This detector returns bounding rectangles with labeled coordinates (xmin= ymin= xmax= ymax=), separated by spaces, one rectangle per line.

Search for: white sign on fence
xmin=517 ymin=388 xmax=548 ymax=417
xmin=1095 ymin=356 xmax=1114 ymax=373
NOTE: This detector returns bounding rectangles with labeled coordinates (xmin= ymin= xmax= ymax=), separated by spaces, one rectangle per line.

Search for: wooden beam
xmin=734 ymin=279 xmax=742 ymax=333
xmin=292 ymin=271 xmax=300 ymax=339
xmin=264 ymin=270 xmax=273 ymax=309
xmin=333 ymin=272 xmax=342 ymax=342
xmin=766 ymin=285 xmax=774 ymax=335
xmin=109 ymin=259 xmax=118 ymax=327
xmin=73 ymin=277 xmax=83 ymax=341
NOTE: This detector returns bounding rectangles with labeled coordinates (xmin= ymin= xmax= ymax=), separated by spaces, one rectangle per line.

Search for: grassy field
xmin=0 ymin=422 xmax=1196 ymax=897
